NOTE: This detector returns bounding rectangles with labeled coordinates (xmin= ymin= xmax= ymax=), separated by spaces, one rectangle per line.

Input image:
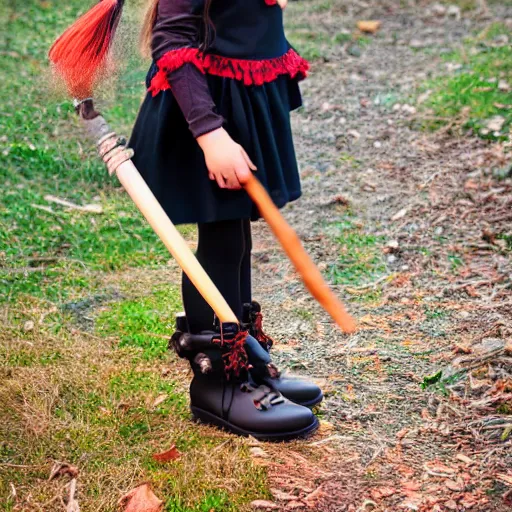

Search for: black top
xmin=150 ymin=0 xmax=292 ymax=138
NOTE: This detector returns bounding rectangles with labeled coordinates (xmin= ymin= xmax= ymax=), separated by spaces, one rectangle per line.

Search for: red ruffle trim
xmin=148 ymin=47 xmax=309 ymax=97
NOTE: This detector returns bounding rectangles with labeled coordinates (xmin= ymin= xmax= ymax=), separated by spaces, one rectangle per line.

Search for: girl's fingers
xmin=235 ymin=164 xmax=252 ymax=185
xmin=224 ymin=173 xmax=242 ymax=190
xmin=216 ymin=174 xmax=226 ymax=189
xmin=240 ymin=147 xmax=257 ymax=171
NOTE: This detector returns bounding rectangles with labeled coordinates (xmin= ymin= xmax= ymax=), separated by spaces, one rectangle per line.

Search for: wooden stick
xmin=244 ymin=174 xmax=357 ymax=333
xmin=116 ymin=159 xmax=238 ymax=324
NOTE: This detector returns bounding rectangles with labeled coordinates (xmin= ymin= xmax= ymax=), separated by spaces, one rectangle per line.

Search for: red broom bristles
xmin=49 ymin=0 xmax=124 ymax=98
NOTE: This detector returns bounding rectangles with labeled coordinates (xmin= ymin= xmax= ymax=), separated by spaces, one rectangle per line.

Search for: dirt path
xmin=249 ymin=3 xmax=512 ymax=511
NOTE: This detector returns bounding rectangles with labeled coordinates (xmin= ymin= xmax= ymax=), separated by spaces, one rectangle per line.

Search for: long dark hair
xmin=140 ymin=0 xmax=214 ymax=58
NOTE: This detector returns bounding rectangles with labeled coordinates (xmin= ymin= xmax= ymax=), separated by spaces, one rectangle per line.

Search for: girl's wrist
xmin=196 ymin=127 xmax=227 ymax=152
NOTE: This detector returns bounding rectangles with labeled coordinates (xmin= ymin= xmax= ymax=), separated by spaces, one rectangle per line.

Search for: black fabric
xmin=240 ymin=219 xmax=252 ymax=305
xmin=152 ymin=0 xmax=203 ymax=61
xmin=168 ymin=63 xmax=224 ymax=138
xmin=152 ymin=0 xmax=289 ymax=61
xmin=129 ymin=72 xmax=302 ymax=225
xmin=182 ymin=219 xmax=252 ymax=333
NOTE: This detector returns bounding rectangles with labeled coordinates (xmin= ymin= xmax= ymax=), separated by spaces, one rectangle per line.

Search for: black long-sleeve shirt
xmin=151 ymin=0 xmax=224 ymax=139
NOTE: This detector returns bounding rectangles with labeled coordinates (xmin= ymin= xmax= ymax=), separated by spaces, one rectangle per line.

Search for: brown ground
xmin=247 ymin=1 xmax=512 ymax=510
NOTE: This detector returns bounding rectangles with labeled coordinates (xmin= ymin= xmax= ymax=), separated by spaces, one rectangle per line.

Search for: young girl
xmin=57 ymin=0 xmax=323 ymax=440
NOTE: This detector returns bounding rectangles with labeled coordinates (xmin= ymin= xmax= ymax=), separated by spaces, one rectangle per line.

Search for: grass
xmin=285 ymin=0 xmax=378 ymax=61
xmin=96 ymin=287 xmax=183 ymax=358
xmin=419 ymin=23 xmax=512 ymax=141
xmin=328 ymin=216 xmax=387 ymax=288
xmin=0 ymin=1 xmax=268 ymax=509
xmin=0 ymin=319 xmax=267 ymax=511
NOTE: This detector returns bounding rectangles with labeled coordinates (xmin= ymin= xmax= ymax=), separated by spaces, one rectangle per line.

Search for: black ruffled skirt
xmin=129 ymin=67 xmax=303 ymax=225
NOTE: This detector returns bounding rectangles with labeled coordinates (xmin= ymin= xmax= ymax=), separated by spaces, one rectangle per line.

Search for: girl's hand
xmin=197 ymin=128 xmax=257 ymax=190
xmin=277 ymin=0 xmax=288 ymax=9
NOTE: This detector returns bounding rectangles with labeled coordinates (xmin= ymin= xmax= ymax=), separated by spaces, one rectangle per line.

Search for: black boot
xmin=170 ymin=317 xmax=318 ymax=441
xmin=242 ymin=301 xmax=324 ymax=408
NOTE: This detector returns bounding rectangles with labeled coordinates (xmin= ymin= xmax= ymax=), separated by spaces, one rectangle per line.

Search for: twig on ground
xmin=44 ymin=195 xmax=103 ymax=214
xmin=66 ymin=479 xmax=80 ymax=512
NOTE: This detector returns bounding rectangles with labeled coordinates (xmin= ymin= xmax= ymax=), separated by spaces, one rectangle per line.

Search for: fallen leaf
xmin=401 ymin=481 xmax=422 ymax=493
xmin=424 ymin=461 xmax=457 ymax=477
xmin=397 ymin=428 xmax=410 ymax=440
xmin=357 ymin=20 xmax=381 ymax=34
xmin=453 ymin=343 xmax=472 ymax=354
xmin=304 ymin=485 xmax=326 ymax=505
xmin=370 ymin=486 xmax=397 ymax=500
xmin=286 ymin=501 xmax=306 ymax=509
xmin=49 ymin=462 xmax=79 ymax=481
xmin=455 ymin=454 xmax=475 ymax=465
xmin=152 ymin=445 xmax=181 ymax=463
xmin=391 ymin=208 xmax=408 ymax=221
xmin=318 ymin=419 xmax=335 ymax=434
xmin=397 ymin=465 xmax=416 ymax=478
xmin=496 ymin=473 xmax=512 ymax=486
xmin=445 ymin=479 xmax=464 ymax=491
xmin=250 ymin=500 xmax=279 ymax=510
xmin=250 ymin=447 xmax=268 ymax=458
xmin=270 ymin=489 xmax=297 ymax=501
xmin=444 ymin=500 xmax=458 ymax=510
xmin=459 ymin=494 xmax=478 ymax=508
xmin=119 ymin=483 xmax=164 ymax=512
xmin=464 ymin=179 xmax=479 ymax=191
xmin=152 ymin=394 xmax=168 ymax=408
xmin=399 ymin=495 xmax=423 ymax=510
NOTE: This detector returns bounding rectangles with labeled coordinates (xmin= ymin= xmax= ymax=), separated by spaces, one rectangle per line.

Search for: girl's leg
xmin=182 ymin=219 xmax=246 ymax=333
xmin=240 ymin=219 xmax=252 ymax=305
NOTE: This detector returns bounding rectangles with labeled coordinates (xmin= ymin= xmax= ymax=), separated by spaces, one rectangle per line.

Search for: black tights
xmin=182 ymin=219 xmax=252 ymax=333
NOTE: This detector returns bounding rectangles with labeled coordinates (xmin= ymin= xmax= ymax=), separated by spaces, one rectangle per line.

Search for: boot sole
xmin=296 ymin=391 xmax=324 ymax=409
xmin=191 ymin=406 xmax=319 ymax=441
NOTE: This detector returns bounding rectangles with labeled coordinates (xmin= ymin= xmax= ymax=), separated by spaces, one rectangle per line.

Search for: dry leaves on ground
xmin=119 ymin=483 xmax=164 ymax=512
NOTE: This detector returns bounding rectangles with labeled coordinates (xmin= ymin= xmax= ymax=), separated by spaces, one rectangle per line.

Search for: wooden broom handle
xmin=116 ymin=160 xmax=238 ymax=324
xmin=244 ymin=174 xmax=357 ymax=333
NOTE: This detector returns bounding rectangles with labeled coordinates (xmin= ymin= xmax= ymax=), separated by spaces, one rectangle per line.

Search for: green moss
xmin=329 ymin=218 xmax=387 ymax=287
xmin=418 ymin=23 xmax=512 ymax=141
xmin=96 ymin=287 xmax=182 ymax=358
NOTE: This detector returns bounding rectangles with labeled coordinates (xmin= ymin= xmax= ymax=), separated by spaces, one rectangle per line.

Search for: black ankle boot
xmin=170 ymin=317 xmax=318 ymax=441
xmin=242 ymin=301 xmax=324 ymax=408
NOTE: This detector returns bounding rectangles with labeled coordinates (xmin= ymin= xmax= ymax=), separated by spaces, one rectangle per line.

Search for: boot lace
xmin=253 ymin=311 xmax=275 ymax=351
xmin=214 ymin=330 xmax=251 ymax=378
xmin=240 ymin=383 xmax=285 ymax=410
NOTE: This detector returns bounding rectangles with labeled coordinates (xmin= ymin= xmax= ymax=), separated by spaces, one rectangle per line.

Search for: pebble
xmin=429 ymin=3 xmax=447 ymax=16
xmin=373 ymin=141 xmax=382 ymax=149
xmin=347 ymin=44 xmax=362 ymax=58
xmin=401 ymin=104 xmax=417 ymax=115
xmin=409 ymin=39 xmax=426 ymax=49
xmin=23 ymin=320 xmax=35 ymax=332
xmin=498 ymin=80 xmax=510 ymax=92
xmin=387 ymin=240 xmax=400 ymax=251
xmin=434 ymin=226 xmax=444 ymax=235
xmin=387 ymin=254 xmax=398 ymax=264
xmin=485 ymin=116 xmax=505 ymax=132
xmin=446 ymin=5 xmax=461 ymax=19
